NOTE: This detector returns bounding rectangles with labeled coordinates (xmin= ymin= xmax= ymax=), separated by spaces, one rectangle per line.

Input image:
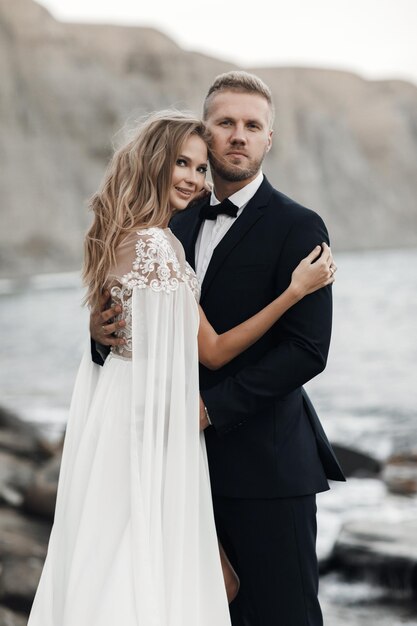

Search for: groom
xmin=91 ymin=71 xmax=345 ymax=625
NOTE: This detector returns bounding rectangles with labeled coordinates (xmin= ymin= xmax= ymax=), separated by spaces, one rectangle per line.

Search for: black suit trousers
xmin=213 ymin=494 xmax=323 ymax=626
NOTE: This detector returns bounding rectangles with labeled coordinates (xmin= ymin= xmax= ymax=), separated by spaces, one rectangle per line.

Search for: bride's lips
xmin=175 ymin=186 xmax=194 ymax=199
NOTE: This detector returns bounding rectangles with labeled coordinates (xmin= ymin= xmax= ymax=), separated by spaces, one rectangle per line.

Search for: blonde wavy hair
xmin=83 ymin=110 xmax=206 ymax=308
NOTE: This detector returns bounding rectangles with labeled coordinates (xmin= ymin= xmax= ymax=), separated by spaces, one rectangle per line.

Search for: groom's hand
xmin=199 ymin=395 xmax=210 ymax=431
xmin=90 ymin=289 xmax=126 ymax=347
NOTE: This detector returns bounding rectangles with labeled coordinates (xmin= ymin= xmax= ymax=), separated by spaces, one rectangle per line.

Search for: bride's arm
xmin=198 ymin=243 xmax=335 ymax=370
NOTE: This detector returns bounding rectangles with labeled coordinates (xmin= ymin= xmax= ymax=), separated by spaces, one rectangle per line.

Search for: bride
xmin=28 ymin=111 xmax=335 ymax=626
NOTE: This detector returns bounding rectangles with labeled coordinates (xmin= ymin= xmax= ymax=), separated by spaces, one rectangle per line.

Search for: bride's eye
xmin=176 ymin=158 xmax=187 ymax=167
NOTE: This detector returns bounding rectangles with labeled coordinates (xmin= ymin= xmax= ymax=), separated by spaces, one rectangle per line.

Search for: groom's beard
xmin=209 ymin=149 xmax=267 ymax=182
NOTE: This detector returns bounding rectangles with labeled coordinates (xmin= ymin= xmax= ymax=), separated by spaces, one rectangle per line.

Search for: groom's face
xmin=204 ymin=90 xmax=273 ymax=183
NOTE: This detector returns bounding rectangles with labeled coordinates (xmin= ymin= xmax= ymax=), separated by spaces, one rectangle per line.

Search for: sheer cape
xmin=28 ymin=228 xmax=230 ymax=626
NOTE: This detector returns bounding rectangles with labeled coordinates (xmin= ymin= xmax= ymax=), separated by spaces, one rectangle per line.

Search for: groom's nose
xmin=229 ymin=122 xmax=247 ymax=145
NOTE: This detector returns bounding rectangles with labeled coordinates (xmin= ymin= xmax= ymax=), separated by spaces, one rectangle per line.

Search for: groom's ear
xmin=266 ymin=129 xmax=273 ymax=153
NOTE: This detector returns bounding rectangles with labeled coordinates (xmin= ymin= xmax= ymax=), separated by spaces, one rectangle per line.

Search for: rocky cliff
xmin=1 ymin=0 xmax=416 ymax=276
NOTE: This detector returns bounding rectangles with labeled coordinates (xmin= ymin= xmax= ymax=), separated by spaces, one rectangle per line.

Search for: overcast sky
xmin=37 ymin=0 xmax=417 ymax=85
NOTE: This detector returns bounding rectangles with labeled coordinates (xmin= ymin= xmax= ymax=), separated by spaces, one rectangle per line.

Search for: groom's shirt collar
xmin=210 ymin=170 xmax=264 ymax=209
xmin=195 ymin=171 xmax=264 ymax=283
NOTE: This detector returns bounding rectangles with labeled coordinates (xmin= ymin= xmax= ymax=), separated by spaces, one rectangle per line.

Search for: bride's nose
xmin=184 ymin=168 xmax=198 ymax=186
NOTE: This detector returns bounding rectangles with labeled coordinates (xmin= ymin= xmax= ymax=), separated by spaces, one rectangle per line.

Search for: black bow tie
xmin=200 ymin=198 xmax=239 ymax=221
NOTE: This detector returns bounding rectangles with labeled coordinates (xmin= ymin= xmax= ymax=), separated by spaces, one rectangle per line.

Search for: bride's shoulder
xmin=109 ymin=228 xmax=171 ymax=277
xmin=133 ymin=227 xmax=185 ymax=267
xmin=110 ymin=227 xmax=196 ymax=296
xmin=134 ymin=227 xmax=177 ymax=251
xmin=135 ymin=226 xmax=169 ymax=236
xmin=118 ymin=227 xmax=174 ymax=254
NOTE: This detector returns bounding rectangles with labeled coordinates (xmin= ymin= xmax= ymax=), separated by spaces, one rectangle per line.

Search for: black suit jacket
xmin=170 ymin=176 xmax=345 ymax=498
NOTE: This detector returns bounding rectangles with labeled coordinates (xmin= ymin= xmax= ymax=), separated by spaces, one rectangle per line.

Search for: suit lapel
xmin=184 ymin=215 xmax=203 ymax=270
xmin=174 ymin=202 xmax=205 ymax=269
xmin=201 ymin=177 xmax=273 ymax=301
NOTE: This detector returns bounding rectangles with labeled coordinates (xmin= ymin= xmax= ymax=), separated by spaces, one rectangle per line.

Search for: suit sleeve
xmin=201 ymin=210 xmax=332 ymax=435
xmin=90 ymin=338 xmax=110 ymax=366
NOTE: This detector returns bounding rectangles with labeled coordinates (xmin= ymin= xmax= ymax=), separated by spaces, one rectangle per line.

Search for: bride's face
xmin=169 ymin=134 xmax=208 ymax=211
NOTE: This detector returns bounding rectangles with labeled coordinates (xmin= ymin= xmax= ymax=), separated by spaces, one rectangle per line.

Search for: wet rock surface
xmin=0 ymin=508 xmax=50 ymax=560
xmin=383 ymin=452 xmax=417 ymax=496
xmin=0 ymin=451 xmax=35 ymax=507
xmin=318 ymin=476 xmax=417 ymax=593
xmin=320 ymin=574 xmax=417 ymax=626
xmin=331 ymin=443 xmax=382 ymax=477
xmin=24 ymin=455 xmax=61 ymax=519
xmin=0 ymin=407 xmax=56 ymax=462
xmin=334 ymin=519 xmax=417 ymax=591
xmin=0 ymin=606 xmax=27 ymax=626
xmin=0 ymin=409 xmax=54 ymax=616
xmin=0 ymin=558 xmax=44 ymax=614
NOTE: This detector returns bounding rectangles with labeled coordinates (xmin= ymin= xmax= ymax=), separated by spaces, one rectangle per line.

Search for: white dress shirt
xmin=195 ymin=171 xmax=264 ymax=284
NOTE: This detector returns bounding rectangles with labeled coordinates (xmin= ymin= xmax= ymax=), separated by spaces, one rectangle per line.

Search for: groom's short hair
xmin=203 ymin=71 xmax=274 ymax=127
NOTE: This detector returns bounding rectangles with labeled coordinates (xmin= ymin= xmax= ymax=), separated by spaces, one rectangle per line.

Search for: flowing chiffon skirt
xmin=28 ymin=280 xmax=231 ymax=625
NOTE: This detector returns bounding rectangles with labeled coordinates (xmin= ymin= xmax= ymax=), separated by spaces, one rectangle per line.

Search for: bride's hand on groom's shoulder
xmin=90 ymin=289 xmax=126 ymax=347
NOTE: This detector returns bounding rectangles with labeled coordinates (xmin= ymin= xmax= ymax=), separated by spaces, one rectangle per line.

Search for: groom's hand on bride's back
xmin=90 ymin=289 xmax=126 ymax=347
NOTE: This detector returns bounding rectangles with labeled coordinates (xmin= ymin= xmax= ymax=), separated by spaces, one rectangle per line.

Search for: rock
xmin=24 ymin=454 xmax=61 ymax=519
xmin=0 ymin=451 xmax=35 ymax=507
xmin=0 ymin=407 xmax=61 ymax=510
xmin=382 ymin=452 xmax=417 ymax=495
xmin=0 ymin=507 xmax=51 ymax=613
xmin=317 ymin=476 xmax=417 ymax=586
xmin=0 ymin=507 xmax=50 ymax=560
xmin=0 ymin=606 xmax=27 ymax=626
xmin=0 ymin=558 xmax=43 ymax=614
xmin=319 ymin=572 xmax=417 ymax=626
xmin=1 ymin=0 xmax=417 ymax=278
xmin=0 ymin=406 xmax=55 ymax=461
xmin=331 ymin=444 xmax=382 ymax=477
xmin=333 ymin=518 xmax=417 ymax=592
xmin=317 ymin=478 xmax=389 ymax=573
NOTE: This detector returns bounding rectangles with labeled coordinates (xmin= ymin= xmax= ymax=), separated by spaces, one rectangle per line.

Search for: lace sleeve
xmin=107 ymin=228 xmax=199 ymax=358
xmin=118 ymin=228 xmax=184 ymax=293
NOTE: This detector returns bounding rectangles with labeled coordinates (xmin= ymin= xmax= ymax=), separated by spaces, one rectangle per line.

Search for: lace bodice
xmin=107 ymin=228 xmax=200 ymax=358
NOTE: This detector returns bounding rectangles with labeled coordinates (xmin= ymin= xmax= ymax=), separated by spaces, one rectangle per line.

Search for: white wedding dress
xmin=28 ymin=228 xmax=231 ymax=626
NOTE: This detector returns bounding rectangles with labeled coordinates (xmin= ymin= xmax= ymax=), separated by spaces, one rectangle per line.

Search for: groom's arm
xmin=201 ymin=210 xmax=332 ymax=435
xmin=90 ymin=338 xmax=108 ymax=366
xmin=90 ymin=290 xmax=126 ymax=365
